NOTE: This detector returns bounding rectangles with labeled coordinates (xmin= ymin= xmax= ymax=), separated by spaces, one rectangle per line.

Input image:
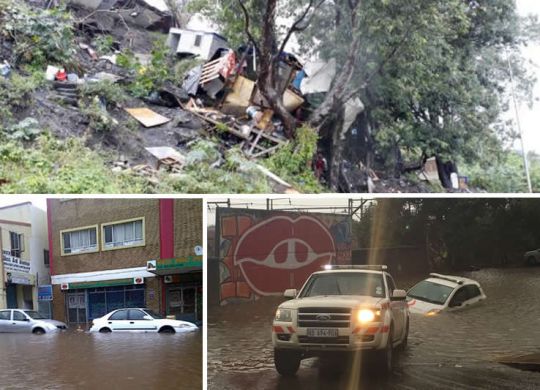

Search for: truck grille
xmin=297 ymin=307 xmax=351 ymax=328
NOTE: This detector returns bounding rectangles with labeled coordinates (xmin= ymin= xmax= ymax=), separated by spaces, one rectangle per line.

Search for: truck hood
xmin=407 ymin=298 xmax=444 ymax=314
xmin=279 ymin=295 xmax=384 ymax=310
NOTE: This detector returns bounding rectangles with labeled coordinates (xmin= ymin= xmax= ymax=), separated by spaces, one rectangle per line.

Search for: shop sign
xmin=2 ymin=250 xmax=30 ymax=273
xmin=149 ymin=255 xmax=203 ymax=272
xmin=38 ymin=285 xmax=53 ymax=301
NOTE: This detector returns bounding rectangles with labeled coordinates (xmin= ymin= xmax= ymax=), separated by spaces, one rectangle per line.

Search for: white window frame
xmin=60 ymin=225 xmax=99 ymax=256
xmin=101 ymin=217 xmax=145 ymax=251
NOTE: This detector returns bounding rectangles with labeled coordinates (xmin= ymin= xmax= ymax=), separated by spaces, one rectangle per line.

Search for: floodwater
xmin=0 ymin=329 xmax=202 ymax=390
xmin=208 ymin=267 xmax=540 ymax=389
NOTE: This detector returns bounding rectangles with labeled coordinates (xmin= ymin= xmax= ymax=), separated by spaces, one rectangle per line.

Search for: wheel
xmin=526 ymin=256 xmax=537 ymax=266
xmin=99 ymin=327 xmax=112 ymax=333
xmin=397 ymin=319 xmax=409 ymax=351
xmin=159 ymin=326 xmax=175 ymax=334
xmin=377 ymin=326 xmax=394 ymax=373
xmin=32 ymin=328 xmax=45 ymax=335
xmin=274 ymin=349 xmax=301 ymax=376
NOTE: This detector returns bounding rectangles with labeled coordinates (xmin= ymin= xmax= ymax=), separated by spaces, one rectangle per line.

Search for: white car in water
xmin=89 ymin=308 xmax=198 ymax=333
xmin=272 ymin=265 xmax=409 ymax=375
xmin=407 ymin=273 xmax=486 ymax=315
xmin=0 ymin=309 xmax=67 ymax=334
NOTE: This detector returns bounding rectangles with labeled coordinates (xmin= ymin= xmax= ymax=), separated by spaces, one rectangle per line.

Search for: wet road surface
xmin=208 ymin=267 xmax=540 ymax=389
xmin=0 ymin=329 xmax=201 ymax=390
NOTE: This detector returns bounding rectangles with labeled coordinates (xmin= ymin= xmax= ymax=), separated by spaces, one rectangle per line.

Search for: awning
xmin=147 ymin=256 xmax=202 ymax=275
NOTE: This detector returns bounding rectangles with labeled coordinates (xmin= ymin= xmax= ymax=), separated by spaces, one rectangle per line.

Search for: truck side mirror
xmin=391 ymin=289 xmax=407 ymax=301
xmin=283 ymin=289 xmax=297 ymax=299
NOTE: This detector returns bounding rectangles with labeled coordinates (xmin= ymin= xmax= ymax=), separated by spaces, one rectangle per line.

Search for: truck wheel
xmin=377 ymin=326 xmax=394 ymax=373
xmin=274 ymin=349 xmax=301 ymax=376
xmin=397 ymin=319 xmax=409 ymax=351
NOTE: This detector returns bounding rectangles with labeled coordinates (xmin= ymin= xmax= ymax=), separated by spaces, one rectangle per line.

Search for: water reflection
xmin=0 ymin=330 xmax=202 ymax=390
xmin=208 ymin=267 xmax=540 ymax=389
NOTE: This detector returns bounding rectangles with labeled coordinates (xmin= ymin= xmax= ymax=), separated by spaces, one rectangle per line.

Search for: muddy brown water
xmin=208 ymin=267 xmax=540 ymax=389
xmin=0 ymin=330 xmax=202 ymax=390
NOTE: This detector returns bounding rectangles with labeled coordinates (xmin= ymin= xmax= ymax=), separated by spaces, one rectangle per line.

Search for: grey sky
xmin=516 ymin=0 xmax=540 ymax=153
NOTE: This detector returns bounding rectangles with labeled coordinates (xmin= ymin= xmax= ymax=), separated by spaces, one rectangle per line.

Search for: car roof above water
xmin=426 ymin=273 xmax=479 ymax=288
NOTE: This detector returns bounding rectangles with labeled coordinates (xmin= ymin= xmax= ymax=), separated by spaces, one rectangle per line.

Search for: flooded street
xmin=208 ymin=267 xmax=540 ymax=389
xmin=0 ymin=330 xmax=202 ymax=390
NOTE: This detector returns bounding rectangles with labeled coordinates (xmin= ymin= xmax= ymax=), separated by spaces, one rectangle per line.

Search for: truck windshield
xmin=299 ymin=272 xmax=386 ymax=298
xmin=407 ymin=280 xmax=454 ymax=305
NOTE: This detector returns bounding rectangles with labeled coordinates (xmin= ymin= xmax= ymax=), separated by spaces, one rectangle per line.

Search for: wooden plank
xmin=247 ymin=129 xmax=263 ymax=155
xmin=125 ymin=108 xmax=171 ymax=128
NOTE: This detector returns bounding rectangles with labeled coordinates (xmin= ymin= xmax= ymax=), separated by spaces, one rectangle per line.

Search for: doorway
xmin=66 ymin=292 xmax=87 ymax=324
xmin=166 ymin=286 xmax=197 ymax=322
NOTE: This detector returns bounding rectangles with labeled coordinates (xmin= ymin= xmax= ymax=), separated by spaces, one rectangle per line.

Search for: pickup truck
xmin=272 ymin=265 xmax=409 ymax=376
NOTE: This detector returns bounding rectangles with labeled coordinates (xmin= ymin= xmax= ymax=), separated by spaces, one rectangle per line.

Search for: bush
xmin=265 ymin=125 xmax=325 ymax=193
xmin=0 ymin=0 xmax=76 ymax=67
xmin=157 ymin=140 xmax=271 ymax=193
xmin=0 ymin=71 xmax=45 ymax=125
xmin=0 ymin=134 xmax=148 ymax=193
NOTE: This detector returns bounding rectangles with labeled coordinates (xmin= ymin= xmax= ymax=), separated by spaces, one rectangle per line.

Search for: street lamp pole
xmin=505 ymin=47 xmax=533 ymax=193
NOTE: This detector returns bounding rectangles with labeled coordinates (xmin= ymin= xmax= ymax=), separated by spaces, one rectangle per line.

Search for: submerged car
xmin=0 ymin=309 xmax=67 ymax=334
xmin=272 ymin=265 xmax=409 ymax=375
xmin=89 ymin=308 xmax=198 ymax=333
xmin=525 ymin=249 xmax=540 ymax=265
xmin=407 ymin=273 xmax=486 ymax=315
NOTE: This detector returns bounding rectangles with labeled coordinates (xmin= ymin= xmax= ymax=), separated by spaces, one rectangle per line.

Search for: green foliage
xmin=0 ymin=0 xmax=76 ymax=67
xmin=0 ymin=134 xmax=148 ymax=193
xmin=80 ymin=80 xmax=127 ymax=106
xmin=461 ymin=151 xmax=540 ymax=193
xmin=94 ymin=35 xmax=115 ymax=55
xmin=5 ymin=117 xmax=41 ymax=141
xmin=80 ymin=97 xmax=119 ymax=132
xmin=118 ymin=39 xmax=175 ymax=98
xmin=157 ymin=140 xmax=271 ymax=193
xmin=0 ymin=71 xmax=45 ymax=124
xmin=265 ymin=126 xmax=325 ymax=193
xmin=188 ymin=0 xmax=265 ymax=47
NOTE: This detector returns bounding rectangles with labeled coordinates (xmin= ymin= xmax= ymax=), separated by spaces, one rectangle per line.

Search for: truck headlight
xmin=357 ymin=309 xmax=379 ymax=323
xmin=275 ymin=308 xmax=292 ymax=322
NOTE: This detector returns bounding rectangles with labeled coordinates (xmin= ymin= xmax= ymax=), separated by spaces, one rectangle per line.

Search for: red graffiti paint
xmin=233 ymin=216 xmax=336 ymax=295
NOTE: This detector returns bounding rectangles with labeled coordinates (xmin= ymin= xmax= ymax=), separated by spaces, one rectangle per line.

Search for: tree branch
xmin=237 ymin=0 xmax=260 ymax=55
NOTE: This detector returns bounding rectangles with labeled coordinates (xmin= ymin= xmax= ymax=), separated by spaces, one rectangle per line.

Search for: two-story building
xmin=0 ymin=202 xmax=50 ymax=314
xmin=48 ymin=198 xmax=202 ymax=326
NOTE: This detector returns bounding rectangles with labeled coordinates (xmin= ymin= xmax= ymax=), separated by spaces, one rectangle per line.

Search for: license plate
xmin=307 ymin=328 xmax=338 ymax=337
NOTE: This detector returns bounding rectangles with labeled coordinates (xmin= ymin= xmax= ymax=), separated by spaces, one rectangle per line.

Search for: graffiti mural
xmin=217 ymin=208 xmax=352 ymax=304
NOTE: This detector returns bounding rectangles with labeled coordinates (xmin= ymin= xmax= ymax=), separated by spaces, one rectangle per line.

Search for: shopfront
xmin=147 ymin=255 xmax=202 ymax=323
xmin=52 ymin=267 xmax=159 ymax=325
xmin=3 ymin=251 xmax=35 ymax=309
xmin=62 ymin=279 xmax=148 ymax=323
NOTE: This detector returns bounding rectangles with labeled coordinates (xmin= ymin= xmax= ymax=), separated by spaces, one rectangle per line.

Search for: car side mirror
xmin=283 ymin=289 xmax=297 ymax=299
xmin=143 ymin=315 xmax=153 ymax=320
xmin=391 ymin=289 xmax=407 ymax=301
xmin=449 ymin=301 xmax=462 ymax=308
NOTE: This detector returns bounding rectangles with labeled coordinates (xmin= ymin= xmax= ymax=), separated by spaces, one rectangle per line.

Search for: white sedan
xmin=406 ymin=273 xmax=486 ymax=315
xmin=89 ymin=308 xmax=198 ymax=333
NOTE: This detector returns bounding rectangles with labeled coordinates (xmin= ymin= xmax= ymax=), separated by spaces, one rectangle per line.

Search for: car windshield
xmin=24 ymin=310 xmax=46 ymax=320
xmin=299 ymin=272 xmax=386 ymax=298
xmin=143 ymin=309 xmax=164 ymax=319
xmin=407 ymin=280 xmax=454 ymax=305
